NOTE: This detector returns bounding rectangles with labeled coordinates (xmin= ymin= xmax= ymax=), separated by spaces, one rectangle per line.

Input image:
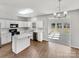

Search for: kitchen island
xmin=12 ymin=30 xmax=31 ymax=54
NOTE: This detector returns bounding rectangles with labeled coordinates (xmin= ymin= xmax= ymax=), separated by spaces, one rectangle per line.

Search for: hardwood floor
xmin=0 ymin=40 xmax=79 ymax=58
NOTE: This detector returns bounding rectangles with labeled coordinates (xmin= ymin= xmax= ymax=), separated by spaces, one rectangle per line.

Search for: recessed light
xmin=18 ymin=8 xmax=34 ymax=15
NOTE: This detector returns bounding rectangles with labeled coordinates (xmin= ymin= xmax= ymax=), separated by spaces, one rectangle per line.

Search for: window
xmin=51 ymin=23 xmax=55 ymax=28
xmin=64 ymin=23 xmax=70 ymax=28
xmin=57 ymin=23 xmax=62 ymax=28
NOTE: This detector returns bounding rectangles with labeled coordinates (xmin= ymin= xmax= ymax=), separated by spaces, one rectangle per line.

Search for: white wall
xmin=69 ymin=9 xmax=79 ymax=48
xmin=0 ymin=5 xmax=18 ymax=20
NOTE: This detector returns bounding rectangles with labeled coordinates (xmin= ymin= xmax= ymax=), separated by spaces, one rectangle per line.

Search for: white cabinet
xmin=5 ymin=21 xmax=10 ymax=28
xmin=28 ymin=22 xmax=32 ymax=27
xmin=23 ymin=22 xmax=32 ymax=27
xmin=12 ymin=33 xmax=30 ymax=54
xmin=36 ymin=21 xmax=43 ymax=28
xmin=37 ymin=31 xmax=43 ymax=42
xmin=1 ymin=29 xmax=11 ymax=45
xmin=10 ymin=21 xmax=17 ymax=24
xmin=1 ymin=22 xmax=5 ymax=28
xmin=23 ymin=22 xmax=28 ymax=27
xmin=18 ymin=21 xmax=23 ymax=27
xmin=2 ymin=20 xmax=19 ymax=28
xmin=19 ymin=21 xmax=29 ymax=27
xmin=1 ymin=20 xmax=9 ymax=28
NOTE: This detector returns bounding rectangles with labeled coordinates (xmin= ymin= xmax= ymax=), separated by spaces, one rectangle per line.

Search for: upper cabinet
xmin=18 ymin=21 xmax=23 ymax=27
xmin=27 ymin=22 xmax=32 ymax=28
xmin=19 ymin=21 xmax=31 ymax=28
xmin=1 ymin=20 xmax=10 ymax=28
xmin=1 ymin=20 xmax=19 ymax=28
xmin=22 ymin=22 xmax=28 ymax=27
xmin=0 ymin=19 xmax=32 ymax=28
xmin=36 ymin=20 xmax=43 ymax=28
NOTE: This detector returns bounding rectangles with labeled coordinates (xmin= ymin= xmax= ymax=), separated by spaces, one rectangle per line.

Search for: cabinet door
xmin=1 ymin=29 xmax=11 ymax=45
xmin=5 ymin=21 xmax=10 ymax=28
xmin=28 ymin=22 xmax=31 ymax=27
xmin=1 ymin=20 xmax=7 ymax=28
xmin=24 ymin=22 xmax=28 ymax=27
xmin=19 ymin=21 xmax=22 ymax=27
xmin=37 ymin=32 xmax=43 ymax=41
xmin=36 ymin=21 xmax=43 ymax=28
xmin=1 ymin=22 xmax=5 ymax=28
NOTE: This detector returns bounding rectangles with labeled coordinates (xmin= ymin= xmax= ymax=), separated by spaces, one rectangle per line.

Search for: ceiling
xmin=0 ymin=0 xmax=79 ymax=19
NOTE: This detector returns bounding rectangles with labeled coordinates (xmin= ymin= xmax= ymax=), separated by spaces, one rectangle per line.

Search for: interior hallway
xmin=0 ymin=40 xmax=79 ymax=58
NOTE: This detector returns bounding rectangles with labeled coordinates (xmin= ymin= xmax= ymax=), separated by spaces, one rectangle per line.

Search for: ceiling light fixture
xmin=18 ymin=8 xmax=34 ymax=15
xmin=53 ymin=0 xmax=67 ymax=18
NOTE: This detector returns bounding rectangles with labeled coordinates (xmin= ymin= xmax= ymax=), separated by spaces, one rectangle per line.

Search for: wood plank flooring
xmin=0 ymin=40 xmax=79 ymax=58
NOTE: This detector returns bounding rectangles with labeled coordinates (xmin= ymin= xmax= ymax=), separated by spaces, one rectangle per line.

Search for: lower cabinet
xmin=37 ymin=32 xmax=43 ymax=42
xmin=12 ymin=33 xmax=30 ymax=54
xmin=1 ymin=29 xmax=11 ymax=45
